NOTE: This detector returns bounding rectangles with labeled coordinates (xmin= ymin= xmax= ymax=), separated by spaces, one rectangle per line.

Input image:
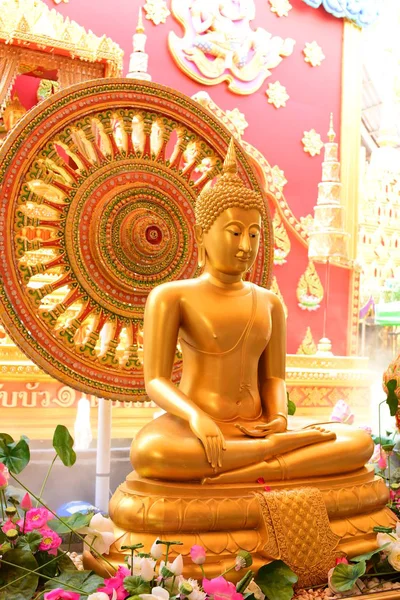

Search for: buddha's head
xmin=195 ymin=139 xmax=266 ymax=277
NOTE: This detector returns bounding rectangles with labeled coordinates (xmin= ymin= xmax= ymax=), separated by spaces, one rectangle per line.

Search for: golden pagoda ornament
xmin=308 ymin=114 xmax=349 ymax=263
xmin=296 ymin=327 xmax=317 ymax=355
xmin=296 ymin=261 xmax=324 ymax=311
xmin=126 ymin=8 xmax=152 ymax=81
xmin=272 ymin=210 xmax=291 ymax=265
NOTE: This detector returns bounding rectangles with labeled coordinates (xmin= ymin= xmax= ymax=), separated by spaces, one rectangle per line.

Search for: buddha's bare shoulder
xmin=254 ymin=284 xmax=285 ymax=312
xmin=145 ymin=278 xmax=199 ymax=308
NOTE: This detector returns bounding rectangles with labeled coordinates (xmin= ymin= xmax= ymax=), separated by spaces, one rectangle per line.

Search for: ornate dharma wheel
xmin=0 ymin=80 xmax=272 ymax=401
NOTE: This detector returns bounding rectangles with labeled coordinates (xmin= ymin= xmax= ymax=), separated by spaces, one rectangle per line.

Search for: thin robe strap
xmin=179 ymin=283 xmax=257 ymax=356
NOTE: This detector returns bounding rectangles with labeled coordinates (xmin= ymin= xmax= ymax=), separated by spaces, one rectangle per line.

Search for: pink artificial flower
xmin=378 ymin=454 xmax=388 ymax=470
xmin=100 ymin=565 xmax=130 ymax=600
xmin=1 ymin=519 xmax=16 ymax=534
xmin=256 ymin=477 xmax=271 ymax=492
xmin=44 ymin=589 xmax=80 ymax=600
xmin=203 ymin=577 xmax=244 ymax=600
xmin=190 ymin=545 xmax=206 ymax=565
xmin=0 ymin=463 xmax=9 ymax=489
xmin=24 ymin=507 xmax=52 ymax=531
xmin=38 ymin=527 xmax=62 ymax=553
xmin=335 ymin=557 xmax=349 ymax=565
xmin=21 ymin=493 xmax=33 ymax=512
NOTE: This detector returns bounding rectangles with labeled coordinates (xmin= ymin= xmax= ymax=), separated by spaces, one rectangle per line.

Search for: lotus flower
xmin=0 ymin=463 xmax=9 ymax=489
xmin=202 ymin=577 xmax=244 ymax=600
xmin=79 ymin=512 xmax=116 ymax=556
xmin=44 ymin=589 xmax=80 ymax=600
xmin=190 ymin=545 xmax=206 ymax=565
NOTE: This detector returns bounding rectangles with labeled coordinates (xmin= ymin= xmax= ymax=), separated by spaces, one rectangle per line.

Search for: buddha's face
xmin=197 ymin=206 xmax=262 ymax=276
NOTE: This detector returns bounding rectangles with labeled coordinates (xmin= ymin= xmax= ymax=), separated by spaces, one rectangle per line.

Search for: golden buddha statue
xmin=88 ymin=140 xmax=395 ymax=586
xmin=132 ymin=140 xmax=372 ymax=483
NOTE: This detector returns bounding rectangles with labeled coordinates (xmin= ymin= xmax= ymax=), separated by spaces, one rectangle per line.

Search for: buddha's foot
xmin=298 ymin=426 xmax=336 ymax=443
xmin=202 ymin=427 xmax=336 ymax=484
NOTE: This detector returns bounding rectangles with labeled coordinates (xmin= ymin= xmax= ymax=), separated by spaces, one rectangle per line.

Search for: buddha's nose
xmin=239 ymin=231 xmax=251 ymax=254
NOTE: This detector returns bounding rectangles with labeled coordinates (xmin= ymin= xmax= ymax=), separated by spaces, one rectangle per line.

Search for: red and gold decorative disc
xmin=0 ymin=80 xmax=272 ymax=401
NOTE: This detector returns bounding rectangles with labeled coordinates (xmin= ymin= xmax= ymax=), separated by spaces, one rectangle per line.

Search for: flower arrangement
xmin=0 ymin=426 xmax=299 ymax=600
xmin=328 ymin=526 xmax=400 ymax=597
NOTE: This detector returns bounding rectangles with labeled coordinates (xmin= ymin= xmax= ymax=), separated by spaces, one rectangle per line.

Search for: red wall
xmin=24 ymin=0 xmax=348 ymax=354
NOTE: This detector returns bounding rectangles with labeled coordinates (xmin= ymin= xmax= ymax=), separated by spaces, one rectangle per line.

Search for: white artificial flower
xmin=141 ymin=557 xmax=157 ymax=581
xmin=151 ymin=537 xmax=163 ymax=560
xmin=129 ymin=555 xmax=143 ymax=576
xmin=170 ymin=554 xmax=183 ymax=575
xmin=187 ymin=578 xmax=207 ymax=600
xmin=244 ymin=580 xmax=265 ymax=600
xmin=88 ymin=591 xmax=117 ymax=600
xmin=140 ymin=586 xmax=170 ymax=600
xmin=127 ymin=555 xmax=156 ymax=581
xmin=160 ymin=554 xmax=183 ymax=576
xmin=79 ymin=512 xmax=116 ymax=556
xmin=388 ymin=542 xmax=400 ymax=571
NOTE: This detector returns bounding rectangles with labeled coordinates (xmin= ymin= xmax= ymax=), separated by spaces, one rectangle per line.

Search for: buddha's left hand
xmin=236 ymin=416 xmax=287 ymax=437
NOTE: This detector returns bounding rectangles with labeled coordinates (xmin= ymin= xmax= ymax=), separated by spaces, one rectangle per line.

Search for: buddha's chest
xmin=179 ymin=292 xmax=271 ymax=354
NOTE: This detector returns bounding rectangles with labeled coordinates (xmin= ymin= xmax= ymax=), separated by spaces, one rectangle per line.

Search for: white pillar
xmin=95 ymin=398 xmax=112 ymax=512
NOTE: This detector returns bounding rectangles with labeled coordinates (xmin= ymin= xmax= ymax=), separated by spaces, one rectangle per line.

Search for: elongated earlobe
xmin=197 ymin=244 xmax=206 ymax=269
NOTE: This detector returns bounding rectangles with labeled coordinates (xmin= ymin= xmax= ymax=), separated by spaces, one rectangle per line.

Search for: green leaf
xmin=0 ymin=549 xmax=39 ymax=600
xmin=0 ymin=433 xmax=14 ymax=445
xmin=36 ymin=550 xmax=60 ymax=580
xmin=16 ymin=532 xmax=42 ymax=553
xmin=44 ymin=570 xmax=104 ymax=598
xmin=255 ymin=560 xmax=298 ymax=600
xmin=0 ymin=438 xmax=30 ymax=474
xmin=330 ymin=561 xmax=366 ymax=592
xmin=52 ymin=425 xmax=76 ymax=467
xmin=47 ymin=511 xmax=93 ymax=534
xmin=287 ymin=393 xmax=296 ymax=416
xmin=124 ymin=576 xmax=151 ymax=595
xmin=386 ymin=379 xmax=399 ymax=416
xmin=57 ymin=552 xmax=78 ymax=572
xmin=351 ymin=544 xmax=390 ymax=563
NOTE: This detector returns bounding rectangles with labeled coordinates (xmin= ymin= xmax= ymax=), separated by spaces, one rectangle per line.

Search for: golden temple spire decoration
xmin=223 ymin=138 xmax=238 ymax=175
xmin=296 ymin=327 xmax=317 ymax=355
xmin=136 ymin=7 xmax=145 ymax=33
xmin=127 ymin=4 xmax=151 ymax=81
xmin=327 ymin=112 xmax=335 ymax=143
xmin=308 ymin=112 xmax=349 ymax=264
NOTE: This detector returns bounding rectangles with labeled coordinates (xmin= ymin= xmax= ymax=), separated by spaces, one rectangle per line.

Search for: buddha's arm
xmin=143 ymin=285 xmax=226 ymax=468
xmin=258 ymin=293 xmax=287 ymax=431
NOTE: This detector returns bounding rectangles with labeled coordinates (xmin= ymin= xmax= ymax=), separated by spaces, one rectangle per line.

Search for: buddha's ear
xmin=194 ymin=224 xmax=204 ymax=245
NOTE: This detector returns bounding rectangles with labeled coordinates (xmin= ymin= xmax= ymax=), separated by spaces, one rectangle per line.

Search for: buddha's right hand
xmin=189 ymin=413 xmax=227 ymax=470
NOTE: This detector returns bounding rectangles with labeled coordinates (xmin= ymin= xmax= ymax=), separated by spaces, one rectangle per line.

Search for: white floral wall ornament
xmin=302 ymin=129 xmax=324 ymax=156
xmin=269 ymin=0 xmax=293 ymax=17
xmin=303 ymin=41 xmax=325 ymax=67
xmin=52 ymin=0 xmax=68 ymax=4
xmin=225 ymin=108 xmax=248 ymax=136
xmin=266 ymin=81 xmax=289 ymax=108
xmin=144 ymin=0 xmax=171 ymax=25
xmin=271 ymin=165 xmax=287 ymax=191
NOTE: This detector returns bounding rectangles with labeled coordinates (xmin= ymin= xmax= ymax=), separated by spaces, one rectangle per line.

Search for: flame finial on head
xmin=223 ymin=137 xmax=238 ymax=175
